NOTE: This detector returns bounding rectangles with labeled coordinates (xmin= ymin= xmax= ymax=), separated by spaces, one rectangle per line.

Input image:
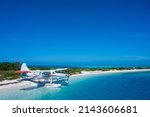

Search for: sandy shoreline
xmin=0 ymin=81 xmax=31 ymax=90
xmin=0 ymin=69 xmax=150 ymax=90
xmin=71 ymin=69 xmax=150 ymax=77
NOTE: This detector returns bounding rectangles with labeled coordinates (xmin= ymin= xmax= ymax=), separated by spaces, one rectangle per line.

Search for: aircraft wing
xmin=33 ymin=68 xmax=67 ymax=72
xmin=55 ymin=68 xmax=68 ymax=71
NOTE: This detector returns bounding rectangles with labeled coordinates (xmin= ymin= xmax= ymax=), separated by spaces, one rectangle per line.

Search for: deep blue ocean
xmin=0 ymin=71 xmax=150 ymax=100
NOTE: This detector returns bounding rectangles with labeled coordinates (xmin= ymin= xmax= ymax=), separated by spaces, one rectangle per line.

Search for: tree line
xmin=0 ymin=62 xmax=21 ymax=71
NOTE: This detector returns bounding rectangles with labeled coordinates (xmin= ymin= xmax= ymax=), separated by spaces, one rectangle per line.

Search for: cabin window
xmin=42 ymin=72 xmax=50 ymax=77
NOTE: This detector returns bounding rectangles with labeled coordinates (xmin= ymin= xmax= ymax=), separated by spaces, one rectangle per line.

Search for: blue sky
xmin=0 ymin=0 xmax=150 ymax=65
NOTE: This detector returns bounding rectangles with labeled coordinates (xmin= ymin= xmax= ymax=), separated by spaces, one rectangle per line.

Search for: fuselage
xmin=21 ymin=70 xmax=68 ymax=79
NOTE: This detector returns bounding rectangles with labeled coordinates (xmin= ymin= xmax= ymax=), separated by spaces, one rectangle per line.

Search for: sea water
xmin=0 ymin=71 xmax=150 ymax=100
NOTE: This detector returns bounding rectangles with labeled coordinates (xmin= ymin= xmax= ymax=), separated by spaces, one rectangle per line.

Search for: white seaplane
xmin=16 ymin=63 xmax=70 ymax=87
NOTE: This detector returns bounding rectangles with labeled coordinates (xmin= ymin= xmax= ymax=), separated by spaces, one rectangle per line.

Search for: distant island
xmin=0 ymin=62 xmax=150 ymax=82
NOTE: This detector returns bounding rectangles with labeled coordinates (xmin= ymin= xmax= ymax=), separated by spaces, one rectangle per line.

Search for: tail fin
xmin=21 ymin=63 xmax=30 ymax=71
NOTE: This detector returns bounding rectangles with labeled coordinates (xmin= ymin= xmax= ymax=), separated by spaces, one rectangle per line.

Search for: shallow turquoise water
xmin=0 ymin=71 xmax=150 ymax=100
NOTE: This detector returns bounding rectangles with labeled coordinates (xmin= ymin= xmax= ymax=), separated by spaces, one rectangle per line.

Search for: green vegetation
xmin=0 ymin=71 xmax=19 ymax=80
xmin=0 ymin=62 xmax=21 ymax=81
xmin=0 ymin=62 xmax=21 ymax=71
xmin=59 ymin=67 xmax=150 ymax=75
xmin=0 ymin=62 xmax=55 ymax=81
xmin=0 ymin=62 xmax=150 ymax=81
xmin=29 ymin=66 xmax=54 ymax=70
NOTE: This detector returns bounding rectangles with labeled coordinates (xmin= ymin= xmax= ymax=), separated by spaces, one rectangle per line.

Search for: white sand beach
xmin=71 ymin=69 xmax=150 ymax=77
xmin=0 ymin=80 xmax=31 ymax=90
xmin=0 ymin=69 xmax=150 ymax=90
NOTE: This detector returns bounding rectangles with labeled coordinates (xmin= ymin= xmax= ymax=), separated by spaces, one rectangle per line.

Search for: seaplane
xmin=15 ymin=63 xmax=70 ymax=87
